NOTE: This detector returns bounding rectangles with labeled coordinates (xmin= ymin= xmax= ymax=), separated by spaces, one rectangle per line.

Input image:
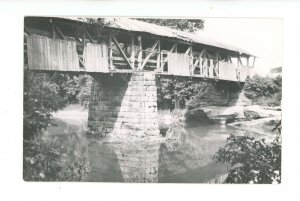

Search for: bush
xmin=24 ymin=68 xmax=93 ymax=139
xmin=24 ymin=70 xmax=69 ymax=139
xmin=23 ymin=138 xmax=90 ymax=181
xmin=244 ymin=75 xmax=282 ymax=106
xmin=213 ymin=134 xmax=281 ymax=184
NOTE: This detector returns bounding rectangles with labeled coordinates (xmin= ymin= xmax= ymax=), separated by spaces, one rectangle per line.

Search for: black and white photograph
xmin=23 ymin=16 xmax=282 ymax=184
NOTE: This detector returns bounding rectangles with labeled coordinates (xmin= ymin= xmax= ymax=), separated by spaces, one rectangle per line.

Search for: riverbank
xmin=185 ymin=104 xmax=281 ymax=136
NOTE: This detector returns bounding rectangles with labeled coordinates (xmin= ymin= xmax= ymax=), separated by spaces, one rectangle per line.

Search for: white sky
xmin=197 ymin=18 xmax=282 ymax=75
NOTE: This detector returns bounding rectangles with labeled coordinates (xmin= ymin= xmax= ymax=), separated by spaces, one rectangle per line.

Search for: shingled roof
xmin=62 ymin=17 xmax=254 ymax=56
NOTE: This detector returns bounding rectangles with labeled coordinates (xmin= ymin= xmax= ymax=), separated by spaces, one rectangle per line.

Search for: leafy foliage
xmin=157 ymin=77 xmax=223 ymax=109
xmin=24 ymin=69 xmax=93 ymax=139
xmin=213 ymin=134 xmax=281 ymax=184
xmin=136 ymin=18 xmax=204 ymax=33
xmin=157 ymin=77 xmax=199 ymax=109
xmin=76 ymin=75 xmax=93 ymax=108
xmin=23 ymin=138 xmax=90 ymax=181
xmin=24 ymin=70 xmax=69 ymax=139
xmin=244 ymin=75 xmax=282 ymax=106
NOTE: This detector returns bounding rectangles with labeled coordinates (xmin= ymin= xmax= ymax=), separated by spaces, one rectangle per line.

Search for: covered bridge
xmin=24 ymin=17 xmax=255 ymax=82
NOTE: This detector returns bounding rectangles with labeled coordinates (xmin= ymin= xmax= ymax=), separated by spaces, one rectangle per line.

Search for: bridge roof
xmin=57 ymin=17 xmax=254 ymax=56
xmin=103 ymin=18 xmax=254 ymax=56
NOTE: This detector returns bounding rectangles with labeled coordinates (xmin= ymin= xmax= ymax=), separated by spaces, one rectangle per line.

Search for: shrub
xmin=213 ymin=134 xmax=281 ymax=184
xmin=244 ymin=75 xmax=282 ymax=106
xmin=23 ymin=138 xmax=90 ymax=181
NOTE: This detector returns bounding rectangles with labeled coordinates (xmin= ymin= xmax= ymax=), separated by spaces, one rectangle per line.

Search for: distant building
xmin=270 ymin=67 xmax=282 ymax=77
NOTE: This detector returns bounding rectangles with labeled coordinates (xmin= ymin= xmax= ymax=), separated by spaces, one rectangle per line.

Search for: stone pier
xmin=87 ymin=71 xmax=160 ymax=139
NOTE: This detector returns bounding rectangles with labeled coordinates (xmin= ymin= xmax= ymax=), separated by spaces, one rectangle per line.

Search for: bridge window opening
xmin=240 ymin=56 xmax=249 ymax=66
xmin=248 ymin=56 xmax=255 ymax=67
xmin=110 ymin=34 xmax=133 ymax=70
xmin=139 ymin=37 xmax=161 ymax=70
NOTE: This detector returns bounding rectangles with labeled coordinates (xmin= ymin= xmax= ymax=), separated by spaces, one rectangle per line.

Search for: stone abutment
xmin=87 ymin=71 xmax=160 ymax=139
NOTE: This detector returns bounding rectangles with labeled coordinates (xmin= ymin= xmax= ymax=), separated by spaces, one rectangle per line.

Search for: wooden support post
xmin=82 ymin=31 xmax=86 ymax=48
xmin=247 ymin=56 xmax=249 ymax=66
xmin=199 ymin=55 xmax=203 ymax=76
xmin=189 ymin=46 xmax=193 ymax=75
xmin=109 ymin=33 xmax=113 ymax=69
xmin=130 ymin=36 xmax=135 ymax=69
xmin=137 ymin=36 xmax=142 ymax=70
xmin=156 ymin=40 xmax=160 ymax=70
xmin=141 ymin=40 xmax=159 ymax=69
xmin=52 ymin=23 xmax=56 ymax=39
xmin=112 ymin=35 xmax=134 ymax=69
xmin=252 ymin=57 xmax=256 ymax=67
xmin=237 ymin=54 xmax=240 ymax=80
xmin=216 ymin=51 xmax=220 ymax=77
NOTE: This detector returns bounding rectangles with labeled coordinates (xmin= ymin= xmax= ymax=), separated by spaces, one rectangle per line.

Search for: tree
xmin=136 ymin=18 xmax=204 ymax=33
xmin=213 ymin=133 xmax=281 ymax=184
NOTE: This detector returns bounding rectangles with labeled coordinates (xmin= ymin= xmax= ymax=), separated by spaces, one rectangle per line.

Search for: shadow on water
xmin=43 ymin=114 xmax=261 ymax=183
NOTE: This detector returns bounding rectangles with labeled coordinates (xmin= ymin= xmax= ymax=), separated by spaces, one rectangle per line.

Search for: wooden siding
xmin=83 ymin=43 xmax=109 ymax=72
xmin=27 ymin=35 xmax=79 ymax=71
xmin=218 ymin=61 xmax=238 ymax=81
xmin=239 ymin=66 xmax=253 ymax=82
xmin=167 ymin=53 xmax=191 ymax=76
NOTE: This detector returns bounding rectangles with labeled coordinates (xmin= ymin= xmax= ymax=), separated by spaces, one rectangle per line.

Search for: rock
xmin=39 ymin=172 xmax=45 ymax=179
xmin=186 ymin=106 xmax=245 ymax=124
xmin=243 ymin=105 xmax=281 ymax=120
xmin=227 ymin=116 xmax=281 ymax=136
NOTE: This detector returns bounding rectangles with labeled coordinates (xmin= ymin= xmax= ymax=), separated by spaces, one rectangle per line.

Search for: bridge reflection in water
xmin=43 ymin=112 xmax=255 ymax=183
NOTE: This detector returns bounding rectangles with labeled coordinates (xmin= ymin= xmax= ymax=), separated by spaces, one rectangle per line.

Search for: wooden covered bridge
xmin=24 ymin=17 xmax=255 ymax=138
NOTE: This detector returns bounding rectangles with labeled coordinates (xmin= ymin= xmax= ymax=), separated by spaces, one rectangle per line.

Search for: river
xmin=42 ymin=105 xmax=270 ymax=183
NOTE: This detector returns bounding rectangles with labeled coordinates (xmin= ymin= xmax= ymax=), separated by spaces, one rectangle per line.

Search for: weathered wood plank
xmin=137 ymin=36 xmax=142 ymax=70
xmin=27 ymin=35 xmax=79 ymax=71
xmin=239 ymin=66 xmax=253 ymax=82
xmin=168 ymin=52 xmax=191 ymax=76
xmin=83 ymin=43 xmax=109 ymax=72
xmin=219 ymin=61 xmax=238 ymax=81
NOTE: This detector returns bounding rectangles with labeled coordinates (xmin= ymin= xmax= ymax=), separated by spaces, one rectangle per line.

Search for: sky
xmin=197 ymin=18 xmax=282 ymax=75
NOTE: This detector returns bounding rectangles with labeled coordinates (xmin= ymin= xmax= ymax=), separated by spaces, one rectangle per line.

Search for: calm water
xmin=43 ymin=109 xmax=266 ymax=183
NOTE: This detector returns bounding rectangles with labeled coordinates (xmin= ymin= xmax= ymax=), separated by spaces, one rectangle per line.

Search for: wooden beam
xmin=54 ymin=25 xmax=66 ymax=40
xmin=156 ymin=40 xmax=161 ymax=70
xmin=189 ymin=46 xmax=193 ymax=74
xmin=199 ymin=55 xmax=203 ymax=76
xmin=82 ymin=31 xmax=86 ymax=47
xmin=85 ymin=30 xmax=96 ymax=43
xmin=252 ymin=57 xmax=256 ymax=67
xmin=52 ymin=23 xmax=56 ymax=39
xmin=112 ymin=34 xmax=134 ymax=69
xmin=109 ymin=33 xmax=113 ymax=69
xmin=185 ymin=46 xmax=192 ymax=55
xmin=141 ymin=40 xmax=159 ymax=69
xmin=137 ymin=36 xmax=142 ymax=70
xmin=169 ymin=43 xmax=177 ymax=53
xmin=194 ymin=58 xmax=199 ymax=67
xmin=130 ymin=36 xmax=135 ymax=69
xmin=199 ymin=49 xmax=205 ymax=58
